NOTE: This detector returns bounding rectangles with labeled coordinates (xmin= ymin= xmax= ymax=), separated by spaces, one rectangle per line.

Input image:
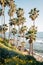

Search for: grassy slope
xmin=0 ymin=38 xmax=43 ymax=65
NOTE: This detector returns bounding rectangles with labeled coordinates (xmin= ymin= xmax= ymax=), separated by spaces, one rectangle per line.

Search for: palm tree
xmin=16 ymin=8 xmax=26 ymax=26
xmin=9 ymin=18 xmax=17 ymax=40
xmin=11 ymin=28 xmax=17 ymax=45
xmin=10 ymin=18 xmax=17 ymax=27
xmin=29 ymin=8 xmax=39 ymax=26
xmin=27 ymin=8 xmax=39 ymax=55
xmin=26 ymin=25 xmax=37 ymax=55
xmin=0 ymin=8 xmax=2 ymax=37
xmin=16 ymin=8 xmax=24 ymax=17
xmin=16 ymin=8 xmax=26 ymax=34
xmin=2 ymin=24 xmax=8 ymax=38
xmin=16 ymin=8 xmax=23 ymax=45
xmin=0 ymin=0 xmax=11 ymax=39
xmin=21 ymin=41 xmax=26 ymax=51
xmin=20 ymin=26 xmax=27 ymax=49
xmin=9 ymin=18 xmax=17 ymax=38
xmin=16 ymin=8 xmax=27 ymax=48
xmin=9 ymin=17 xmax=21 ymax=47
xmin=20 ymin=26 xmax=27 ymax=37
xmin=8 ymin=0 xmax=16 ymax=40
xmin=0 ymin=25 xmax=2 ymax=33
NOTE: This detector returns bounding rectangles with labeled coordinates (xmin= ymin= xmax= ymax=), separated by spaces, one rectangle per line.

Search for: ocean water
xmin=34 ymin=32 xmax=43 ymax=56
xmin=25 ymin=32 xmax=43 ymax=56
xmin=0 ymin=32 xmax=43 ymax=56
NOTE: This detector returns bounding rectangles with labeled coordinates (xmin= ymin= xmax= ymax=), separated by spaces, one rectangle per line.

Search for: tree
xmin=0 ymin=8 xmax=3 ymax=37
xmin=9 ymin=18 xmax=17 ymax=43
xmin=29 ymin=8 xmax=39 ymax=26
xmin=2 ymin=24 xmax=8 ymax=38
xmin=11 ymin=28 xmax=17 ymax=45
xmin=26 ymin=25 xmax=37 ymax=55
xmin=21 ymin=41 xmax=26 ymax=51
xmin=10 ymin=18 xmax=17 ymax=27
xmin=19 ymin=26 xmax=27 ymax=50
xmin=20 ymin=26 xmax=27 ymax=39
xmin=8 ymin=0 xmax=16 ymax=41
xmin=0 ymin=25 xmax=2 ymax=33
xmin=0 ymin=0 xmax=11 ymax=39
xmin=26 ymin=8 xmax=39 ymax=55
xmin=16 ymin=8 xmax=26 ymax=26
xmin=16 ymin=8 xmax=24 ymax=18
xmin=16 ymin=8 xmax=27 ymax=47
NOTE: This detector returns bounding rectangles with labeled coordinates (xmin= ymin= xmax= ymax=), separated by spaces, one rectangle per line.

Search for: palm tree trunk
xmin=22 ymin=23 xmax=24 ymax=41
xmin=3 ymin=7 xmax=5 ymax=39
xmin=2 ymin=5 xmax=5 ymax=39
xmin=23 ymin=32 xmax=24 ymax=41
xmin=32 ymin=43 xmax=33 ymax=56
xmin=29 ymin=43 xmax=33 ymax=56
xmin=13 ymin=34 xmax=15 ymax=45
xmin=9 ymin=16 xmax=11 ymax=42
xmin=33 ymin=20 xmax=35 ymax=26
xmin=29 ymin=43 xmax=32 ymax=55
xmin=17 ymin=36 xmax=18 ymax=47
xmin=16 ymin=25 xmax=20 ymax=47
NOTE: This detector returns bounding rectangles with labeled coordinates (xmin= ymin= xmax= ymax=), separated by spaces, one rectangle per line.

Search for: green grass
xmin=0 ymin=38 xmax=43 ymax=65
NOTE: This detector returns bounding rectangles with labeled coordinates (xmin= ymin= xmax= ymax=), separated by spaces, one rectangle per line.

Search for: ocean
xmin=25 ymin=32 xmax=43 ymax=56
xmin=34 ymin=32 xmax=43 ymax=56
xmin=0 ymin=32 xmax=43 ymax=56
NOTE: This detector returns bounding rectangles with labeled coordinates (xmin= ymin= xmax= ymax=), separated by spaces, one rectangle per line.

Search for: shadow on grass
xmin=0 ymin=47 xmax=18 ymax=64
xmin=0 ymin=47 xmax=43 ymax=65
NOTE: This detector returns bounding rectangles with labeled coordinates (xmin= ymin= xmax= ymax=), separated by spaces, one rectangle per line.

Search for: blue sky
xmin=15 ymin=0 xmax=43 ymax=32
xmin=0 ymin=0 xmax=43 ymax=32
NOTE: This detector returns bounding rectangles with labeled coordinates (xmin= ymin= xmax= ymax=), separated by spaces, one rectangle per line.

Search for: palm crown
xmin=11 ymin=28 xmax=17 ymax=35
xmin=29 ymin=8 xmax=39 ymax=21
xmin=26 ymin=25 xmax=37 ymax=42
xmin=16 ymin=8 xmax=24 ymax=17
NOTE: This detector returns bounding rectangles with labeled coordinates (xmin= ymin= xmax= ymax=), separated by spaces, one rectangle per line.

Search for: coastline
xmin=34 ymin=52 xmax=43 ymax=62
xmin=26 ymin=49 xmax=43 ymax=62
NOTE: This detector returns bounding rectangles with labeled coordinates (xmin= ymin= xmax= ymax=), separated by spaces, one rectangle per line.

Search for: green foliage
xmin=25 ymin=25 xmax=37 ymax=41
xmin=0 ymin=39 xmax=9 ymax=47
xmin=29 ymin=8 xmax=39 ymax=20
xmin=11 ymin=28 xmax=17 ymax=35
xmin=0 ymin=46 xmax=43 ymax=65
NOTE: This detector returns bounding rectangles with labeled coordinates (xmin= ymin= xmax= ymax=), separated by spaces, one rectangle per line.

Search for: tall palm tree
xmin=16 ymin=8 xmax=27 ymax=48
xmin=9 ymin=18 xmax=17 ymax=38
xmin=16 ymin=8 xmax=25 ymax=26
xmin=26 ymin=25 xmax=37 ymax=55
xmin=11 ymin=28 xmax=17 ymax=45
xmin=0 ymin=0 xmax=11 ymax=39
xmin=9 ymin=18 xmax=21 ymax=47
xmin=2 ymin=24 xmax=8 ymax=38
xmin=9 ymin=18 xmax=17 ymax=40
xmin=27 ymin=8 xmax=39 ymax=55
xmin=20 ymin=26 xmax=27 ymax=38
xmin=16 ymin=8 xmax=26 ymax=34
xmin=29 ymin=8 xmax=39 ymax=26
xmin=16 ymin=8 xmax=24 ymax=17
xmin=0 ymin=8 xmax=2 ymax=37
xmin=10 ymin=18 xmax=17 ymax=27
xmin=20 ymin=26 xmax=27 ymax=50
xmin=8 ymin=0 xmax=16 ymax=41
xmin=0 ymin=25 xmax=2 ymax=34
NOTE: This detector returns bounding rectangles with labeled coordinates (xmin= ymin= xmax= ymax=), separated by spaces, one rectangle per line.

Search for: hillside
xmin=0 ymin=38 xmax=43 ymax=65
